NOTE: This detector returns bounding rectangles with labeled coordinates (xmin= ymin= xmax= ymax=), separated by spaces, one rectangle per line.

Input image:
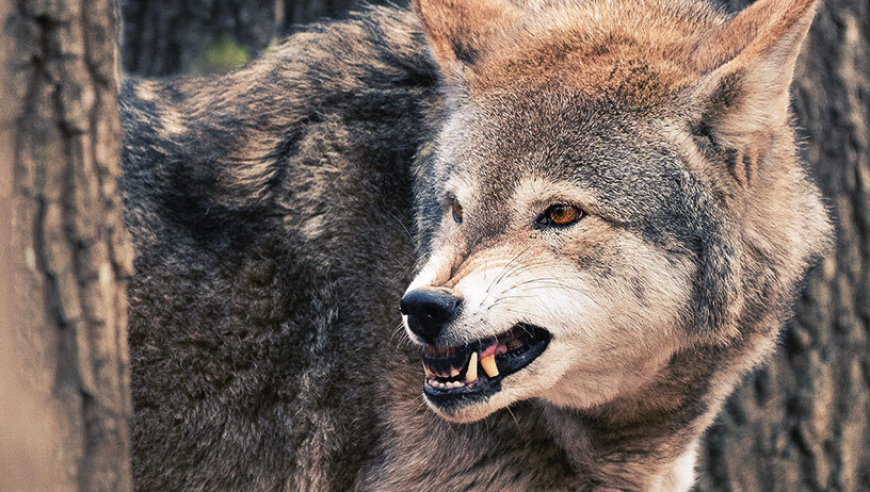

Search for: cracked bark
xmin=699 ymin=0 xmax=870 ymax=490
xmin=0 ymin=0 xmax=134 ymax=490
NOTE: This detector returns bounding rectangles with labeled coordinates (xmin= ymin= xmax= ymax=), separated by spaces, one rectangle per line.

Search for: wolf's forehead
xmin=453 ymin=93 xmax=653 ymax=175
xmin=469 ymin=0 xmax=726 ymax=98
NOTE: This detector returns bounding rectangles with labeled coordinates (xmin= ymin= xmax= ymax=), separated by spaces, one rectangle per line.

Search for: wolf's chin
xmin=424 ymin=362 xmax=549 ymax=421
xmin=425 ymin=390 xmax=518 ymax=422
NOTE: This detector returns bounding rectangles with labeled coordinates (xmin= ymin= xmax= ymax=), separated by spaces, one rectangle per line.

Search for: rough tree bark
xmin=120 ymin=0 xmax=276 ymax=76
xmin=0 ymin=0 xmax=134 ymax=490
xmin=698 ymin=0 xmax=870 ymax=490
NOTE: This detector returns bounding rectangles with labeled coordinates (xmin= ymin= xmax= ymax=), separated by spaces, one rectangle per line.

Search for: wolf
xmin=121 ymin=0 xmax=832 ymax=490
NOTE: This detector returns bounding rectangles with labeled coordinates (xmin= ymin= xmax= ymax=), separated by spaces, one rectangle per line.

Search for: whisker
xmin=415 ymin=398 xmax=428 ymax=413
xmin=390 ymin=321 xmax=409 ymax=347
xmin=505 ymin=406 xmax=521 ymax=432
xmin=383 ymin=209 xmax=414 ymax=242
xmin=494 ymin=294 xmax=537 ymax=301
xmin=484 ymin=246 xmax=534 ymax=297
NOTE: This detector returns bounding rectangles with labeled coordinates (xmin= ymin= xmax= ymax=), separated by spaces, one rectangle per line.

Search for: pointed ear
xmin=690 ymin=0 xmax=819 ymax=138
xmin=411 ymin=0 xmax=521 ymax=74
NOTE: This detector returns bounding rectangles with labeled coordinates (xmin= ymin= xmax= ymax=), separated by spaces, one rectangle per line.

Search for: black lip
xmin=423 ymin=324 xmax=551 ymax=407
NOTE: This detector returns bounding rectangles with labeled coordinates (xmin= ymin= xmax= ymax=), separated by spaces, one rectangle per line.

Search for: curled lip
xmin=421 ymin=323 xmax=551 ymax=404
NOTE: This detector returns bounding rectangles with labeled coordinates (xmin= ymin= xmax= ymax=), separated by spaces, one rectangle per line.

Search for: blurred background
xmin=120 ymin=0 xmax=393 ymax=76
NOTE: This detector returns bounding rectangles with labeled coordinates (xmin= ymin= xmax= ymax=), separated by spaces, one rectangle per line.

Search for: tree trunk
xmin=698 ymin=0 xmax=870 ymax=490
xmin=0 ymin=0 xmax=134 ymax=490
xmin=120 ymin=0 xmax=276 ymax=76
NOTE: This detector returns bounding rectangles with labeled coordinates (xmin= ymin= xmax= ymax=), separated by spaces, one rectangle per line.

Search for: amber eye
xmin=539 ymin=204 xmax=583 ymax=227
xmin=451 ymin=198 xmax=463 ymax=223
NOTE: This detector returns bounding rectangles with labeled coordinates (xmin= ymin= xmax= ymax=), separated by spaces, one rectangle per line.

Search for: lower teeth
xmin=428 ymin=379 xmax=465 ymax=389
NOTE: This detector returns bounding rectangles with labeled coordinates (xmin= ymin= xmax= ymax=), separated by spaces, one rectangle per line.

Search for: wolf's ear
xmin=412 ymin=0 xmax=521 ymax=74
xmin=690 ymin=0 xmax=818 ymax=139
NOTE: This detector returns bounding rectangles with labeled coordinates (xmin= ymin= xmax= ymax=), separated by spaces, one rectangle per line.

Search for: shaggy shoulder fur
xmin=122 ymin=8 xmax=439 ymax=490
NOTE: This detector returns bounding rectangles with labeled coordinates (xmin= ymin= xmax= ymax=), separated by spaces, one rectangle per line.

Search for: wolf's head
xmin=402 ymin=0 xmax=831 ymax=423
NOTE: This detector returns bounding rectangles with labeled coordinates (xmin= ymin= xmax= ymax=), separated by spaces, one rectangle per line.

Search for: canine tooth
xmin=424 ymin=364 xmax=433 ymax=377
xmin=466 ymin=352 xmax=478 ymax=382
xmin=481 ymin=354 xmax=499 ymax=378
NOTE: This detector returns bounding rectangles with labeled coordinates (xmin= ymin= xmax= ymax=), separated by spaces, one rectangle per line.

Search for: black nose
xmin=400 ymin=289 xmax=462 ymax=343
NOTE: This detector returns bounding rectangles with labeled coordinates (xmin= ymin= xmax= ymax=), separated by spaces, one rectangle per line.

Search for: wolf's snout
xmin=400 ymin=289 xmax=462 ymax=343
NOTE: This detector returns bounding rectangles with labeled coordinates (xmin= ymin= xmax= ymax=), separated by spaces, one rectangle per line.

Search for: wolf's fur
xmin=122 ymin=1 xmax=832 ymax=490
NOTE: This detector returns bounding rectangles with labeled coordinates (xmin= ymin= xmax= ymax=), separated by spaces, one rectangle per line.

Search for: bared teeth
xmin=423 ymin=364 xmax=433 ymax=377
xmin=481 ymin=354 xmax=499 ymax=378
xmin=450 ymin=367 xmax=460 ymax=377
xmin=466 ymin=352 xmax=478 ymax=382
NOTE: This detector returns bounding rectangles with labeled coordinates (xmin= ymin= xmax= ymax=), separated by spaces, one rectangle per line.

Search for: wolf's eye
xmin=538 ymin=204 xmax=583 ymax=228
xmin=450 ymin=198 xmax=463 ymax=224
